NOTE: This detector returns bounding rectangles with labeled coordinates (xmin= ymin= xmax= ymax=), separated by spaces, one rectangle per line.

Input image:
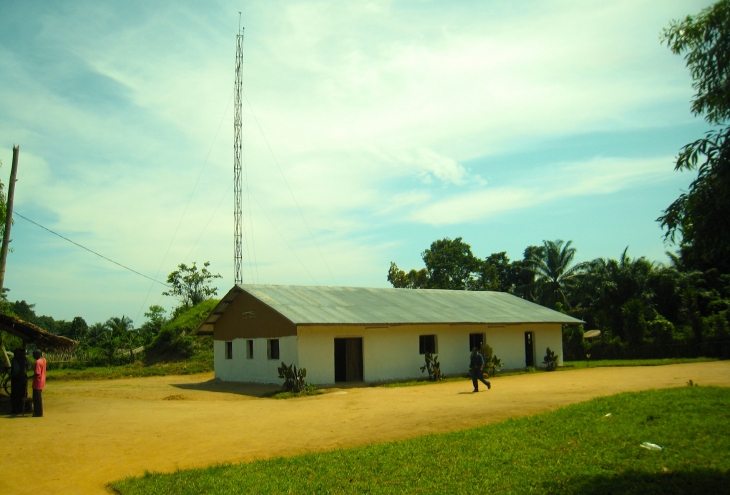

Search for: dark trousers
xmin=10 ymin=378 xmax=26 ymax=414
xmin=33 ymin=389 xmax=43 ymax=417
xmin=471 ymin=369 xmax=490 ymax=391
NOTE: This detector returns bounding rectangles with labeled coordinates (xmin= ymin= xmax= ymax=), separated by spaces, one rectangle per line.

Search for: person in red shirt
xmin=31 ymin=349 xmax=46 ymax=417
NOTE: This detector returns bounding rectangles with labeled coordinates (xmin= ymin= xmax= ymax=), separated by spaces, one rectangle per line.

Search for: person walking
xmin=31 ymin=349 xmax=46 ymax=417
xmin=469 ymin=347 xmax=491 ymax=392
xmin=10 ymin=348 xmax=28 ymax=414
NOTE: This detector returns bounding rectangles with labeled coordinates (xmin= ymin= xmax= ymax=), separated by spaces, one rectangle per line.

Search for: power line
xmin=135 ymin=89 xmax=234 ymax=322
xmin=241 ymin=89 xmax=338 ymax=285
xmin=15 ymin=212 xmax=169 ymax=288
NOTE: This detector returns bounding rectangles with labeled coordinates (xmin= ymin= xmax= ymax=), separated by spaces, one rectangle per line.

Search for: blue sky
xmin=0 ymin=0 xmax=716 ymax=325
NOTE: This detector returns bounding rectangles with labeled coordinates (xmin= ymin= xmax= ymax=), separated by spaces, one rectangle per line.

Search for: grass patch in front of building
xmin=109 ymin=385 xmax=730 ymax=495
xmin=381 ymin=357 xmax=720 ymax=388
xmin=563 ymin=357 xmax=718 ymax=369
xmin=45 ymin=350 xmax=213 ymax=381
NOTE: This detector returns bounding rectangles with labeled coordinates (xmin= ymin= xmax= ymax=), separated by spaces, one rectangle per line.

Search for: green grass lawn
xmin=563 ymin=357 xmax=718 ymax=369
xmin=45 ymin=350 xmax=213 ymax=381
xmin=109 ymin=386 xmax=730 ymax=495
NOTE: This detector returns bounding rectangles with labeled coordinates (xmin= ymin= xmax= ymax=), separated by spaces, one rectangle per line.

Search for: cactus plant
xmin=277 ymin=362 xmax=308 ymax=392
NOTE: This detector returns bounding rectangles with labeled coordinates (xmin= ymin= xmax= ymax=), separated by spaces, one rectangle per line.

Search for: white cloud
xmin=408 ymin=156 xmax=676 ymax=225
xmin=0 ymin=0 xmax=710 ymax=322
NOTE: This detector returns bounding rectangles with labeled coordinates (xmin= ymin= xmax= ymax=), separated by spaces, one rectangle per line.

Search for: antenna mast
xmin=233 ymin=22 xmax=244 ymax=285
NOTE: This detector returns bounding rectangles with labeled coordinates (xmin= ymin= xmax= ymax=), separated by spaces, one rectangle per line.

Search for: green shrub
xmin=277 ymin=362 xmax=308 ymax=393
xmin=543 ymin=347 xmax=559 ymax=371
xmin=420 ymin=353 xmax=442 ymax=381
xmin=144 ymin=300 xmax=217 ymax=363
xmin=146 ymin=327 xmax=194 ymax=361
xmin=486 ymin=354 xmax=503 ymax=376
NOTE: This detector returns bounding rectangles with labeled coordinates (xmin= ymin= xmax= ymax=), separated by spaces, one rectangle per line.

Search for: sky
xmin=0 ymin=0 xmax=717 ymax=326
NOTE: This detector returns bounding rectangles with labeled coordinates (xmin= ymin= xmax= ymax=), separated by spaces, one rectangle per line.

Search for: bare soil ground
xmin=2 ymin=361 xmax=729 ymax=495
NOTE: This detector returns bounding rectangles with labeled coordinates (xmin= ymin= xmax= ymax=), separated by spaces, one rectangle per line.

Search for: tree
xmin=387 ymin=238 xmax=480 ymax=290
xmin=86 ymin=322 xmax=107 ymax=347
xmin=422 ymin=237 xmax=479 ymax=290
xmin=481 ymin=252 xmax=511 ymax=292
xmin=55 ymin=316 xmax=89 ymax=340
xmin=528 ymin=240 xmax=588 ymax=309
xmin=387 ymin=262 xmax=429 ymax=289
xmin=510 ymin=245 xmax=546 ymax=301
xmin=658 ymin=0 xmax=730 ymax=273
xmin=163 ymin=261 xmax=222 ymax=308
xmin=472 ymin=261 xmax=500 ymax=291
xmin=139 ymin=305 xmax=167 ymax=343
xmin=105 ymin=316 xmax=134 ymax=337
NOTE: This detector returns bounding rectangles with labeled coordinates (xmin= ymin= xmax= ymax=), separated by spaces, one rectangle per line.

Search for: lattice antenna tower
xmin=233 ymin=24 xmax=244 ymax=285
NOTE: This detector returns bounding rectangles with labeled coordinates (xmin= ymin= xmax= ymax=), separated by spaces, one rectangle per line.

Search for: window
xmin=469 ymin=333 xmax=485 ymax=351
xmin=246 ymin=340 xmax=254 ymax=359
xmin=225 ymin=341 xmax=233 ymax=360
xmin=419 ymin=335 xmax=436 ymax=354
xmin=267 ymin=339 xmax=280 ymax=360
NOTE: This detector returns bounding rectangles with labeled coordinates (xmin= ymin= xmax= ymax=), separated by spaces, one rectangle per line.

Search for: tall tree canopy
xmin=163 ymin=261 xmax=222 ymax=308
xmin=528 ymin=239 xmax=587 ymax=309
xmin=422 ymin=237 xmax=479 ymax=290
xmin=659 ymin=0 xmax=730 ymax=273
xmin=387 ymin=239 xmax=545 ymax=294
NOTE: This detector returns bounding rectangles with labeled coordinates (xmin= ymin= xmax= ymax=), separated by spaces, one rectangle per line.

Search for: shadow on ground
xmin=170 ymin=378 xmax=391 ymax=398
xmin=171 ymin=379 xmax=279 ymax=397
xmin=542 ymin=468 xmax=730 ymax=495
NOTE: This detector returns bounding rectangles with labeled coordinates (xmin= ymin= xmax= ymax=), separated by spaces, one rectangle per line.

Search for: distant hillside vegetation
xmin=145 ymin=299 xmax=218 ymax=364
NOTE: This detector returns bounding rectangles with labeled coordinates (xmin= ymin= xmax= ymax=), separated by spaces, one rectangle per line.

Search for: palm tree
xmin=529 ymin=240 xmax=588 ymax=309
xmin=86 ymin=322 xmax=107 ymax=347
xmin=105 ymin=316 xmax=134 ymax=338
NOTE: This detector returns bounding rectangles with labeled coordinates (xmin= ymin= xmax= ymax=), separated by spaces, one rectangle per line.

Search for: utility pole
xmin=0 ymin=145 xmax=19 ymax=367
xmin=234 ymin=23 xmax=244 ymax=286
xmin=0 ymin=145 xmax=19 ymax=294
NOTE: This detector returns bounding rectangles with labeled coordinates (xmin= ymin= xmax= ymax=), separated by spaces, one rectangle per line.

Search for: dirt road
xmin=2 ymin=361 xmax=729 ymax=495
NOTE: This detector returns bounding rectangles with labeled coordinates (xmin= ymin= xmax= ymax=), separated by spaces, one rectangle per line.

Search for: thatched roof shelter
xmin=0 ymin=313 xmax=77 ymax=351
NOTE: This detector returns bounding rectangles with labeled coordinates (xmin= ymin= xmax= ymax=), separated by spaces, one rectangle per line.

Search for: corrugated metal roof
xmin=233 ymin=284 xmax=583 ymax=326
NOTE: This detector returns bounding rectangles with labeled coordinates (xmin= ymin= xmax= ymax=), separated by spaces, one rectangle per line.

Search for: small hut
xmin=0 ymin=313 xmax=77 ymax=366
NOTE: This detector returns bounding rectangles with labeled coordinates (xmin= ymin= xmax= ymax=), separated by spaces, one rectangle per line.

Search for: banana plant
xmin=420 ymin=353 xmax=443 ymax=381
xmin=277 ymin=362 xmax=308 ymax=392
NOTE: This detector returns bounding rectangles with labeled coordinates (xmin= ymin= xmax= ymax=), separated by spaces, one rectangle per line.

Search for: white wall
xmin=214 ymin=336 xmax=298 ymax=384
xmin=216 ymin=323 xmax=565 ymax=384
xmin=297 ymin=323 xmax=564 ymax=385
xmin=533 ymin=325 xmax=564 ymax=367
xmin=484 ymin=326 xmax=526 ymax=370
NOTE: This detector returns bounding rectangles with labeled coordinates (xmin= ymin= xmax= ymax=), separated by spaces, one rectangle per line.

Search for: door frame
xmin=524 ymin=331 xmax=535 ymax=368
xmin=334 ymin=337 xmax=364 ymax=382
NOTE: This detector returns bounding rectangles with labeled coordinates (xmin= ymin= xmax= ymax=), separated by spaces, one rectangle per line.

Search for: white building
xmin=195 ymin=285 xmax=583 ymax=385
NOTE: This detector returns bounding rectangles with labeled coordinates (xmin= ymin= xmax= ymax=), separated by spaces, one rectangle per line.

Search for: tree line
xmin=0 ymin=261 xmax=222 ymax=367
xmin=388 ymin=237 xmax=730 ymax=360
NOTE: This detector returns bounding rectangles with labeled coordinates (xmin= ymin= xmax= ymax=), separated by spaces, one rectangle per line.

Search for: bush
xmin=277 ymin=362 xmax=308 ymax=392
xmin=146 ymin=327 xmax=194 ymax=362
xmin=144 ymin=299 xmax=217 ymax=363
xmin=647 ymin=315 xmax=676 ymax=345
xmin=543 ymin=347 xmax=559 ymax=371
xmin=478 ymin=343 xmax=503 ymax=376
xmin=420 ymin=353 xmax=442 ymax=381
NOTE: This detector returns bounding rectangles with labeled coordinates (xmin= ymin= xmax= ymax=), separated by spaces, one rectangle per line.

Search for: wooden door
xmin=524 ymin=331 xmax=535 ymax=367
xmin=334 ymin=338 xmax=363 ymax=382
